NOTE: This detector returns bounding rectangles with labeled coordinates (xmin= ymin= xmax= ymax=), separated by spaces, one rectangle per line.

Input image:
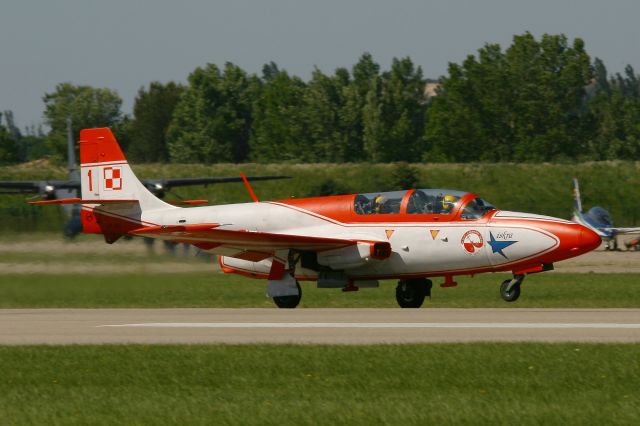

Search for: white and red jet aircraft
xmin=34 ymin=128 xmax=601 ymax=308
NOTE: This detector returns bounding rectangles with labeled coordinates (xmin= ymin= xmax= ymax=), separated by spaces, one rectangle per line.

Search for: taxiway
xmin=1 ymin=308 xmax=639 ymax=344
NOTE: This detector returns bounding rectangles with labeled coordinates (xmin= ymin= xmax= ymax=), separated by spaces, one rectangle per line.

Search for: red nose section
xmin=579 ymin=226 xmax=602 ymax=253
xmin=538 ymin=222 xmax=601 ymax=264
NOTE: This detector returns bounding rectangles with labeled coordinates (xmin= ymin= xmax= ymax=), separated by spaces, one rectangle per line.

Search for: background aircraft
xmin=571 ymin=177 xmax=640 ymax=250
xmin=0 ymin=119 xmax=289 ymax=238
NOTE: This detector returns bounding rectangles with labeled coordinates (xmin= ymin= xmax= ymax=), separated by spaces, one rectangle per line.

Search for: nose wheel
xmin=500 ymin=274 xmax=524 ymax=302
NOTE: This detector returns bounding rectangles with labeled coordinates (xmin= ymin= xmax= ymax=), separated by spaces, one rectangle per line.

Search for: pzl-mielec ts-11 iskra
xmin=33 ymin=128 xmax=601 ymax=309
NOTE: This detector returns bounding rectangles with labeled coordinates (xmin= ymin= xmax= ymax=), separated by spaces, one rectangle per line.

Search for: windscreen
xmin=460 ymin=197 xmax=496 ymax=220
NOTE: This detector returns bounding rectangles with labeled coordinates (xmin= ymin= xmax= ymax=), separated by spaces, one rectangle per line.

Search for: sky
xmin=1 ymin=0 xmax=639 ymax=130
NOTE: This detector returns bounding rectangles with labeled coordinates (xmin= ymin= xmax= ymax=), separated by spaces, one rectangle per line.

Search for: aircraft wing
xmin=0 ymin=180 xmax=78 ymax=194
xmin=128 ymin=223 xmax=364 ymax=251
xmin=2 ymin=175 xmax=289 ymax=198
xmin=142 ymin=176 xmax=291 ymax=187
xmin=0 ymin=180 xmax=40 ymax=194
xmin=129 ymin=223 xmax=392 ymax=267
xmin=141 ymin=175 xmax=290 ymax=191
xmin=606 ymin=227 xmax=640 ymax=235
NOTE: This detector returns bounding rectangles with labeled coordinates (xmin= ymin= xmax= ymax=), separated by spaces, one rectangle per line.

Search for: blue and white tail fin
xmin=572 ymin=177 xmax=583 ymax=214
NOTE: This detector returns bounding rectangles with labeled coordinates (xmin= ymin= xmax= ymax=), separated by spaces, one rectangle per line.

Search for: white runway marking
xmin=98 ymin=322 xmax=640 ymax=329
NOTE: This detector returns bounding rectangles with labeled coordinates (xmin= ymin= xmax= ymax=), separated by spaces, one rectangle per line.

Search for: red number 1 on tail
xmin=88 ymin=169 xmax=93 ymax=192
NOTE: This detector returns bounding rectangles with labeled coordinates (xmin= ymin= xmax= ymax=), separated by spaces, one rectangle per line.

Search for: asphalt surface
xmin=1 ymin=308 xmax=639 ymax=344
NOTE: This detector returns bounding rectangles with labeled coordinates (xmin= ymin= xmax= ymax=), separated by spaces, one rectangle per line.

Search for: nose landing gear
xmin=500 ymin=274 xmax=524 ymax=302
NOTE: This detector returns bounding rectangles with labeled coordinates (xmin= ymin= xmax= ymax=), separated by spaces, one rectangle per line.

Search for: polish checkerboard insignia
xmin=103 ymin=166 xmax=122 ymax=191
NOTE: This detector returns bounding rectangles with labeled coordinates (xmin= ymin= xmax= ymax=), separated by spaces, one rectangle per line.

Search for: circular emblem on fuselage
xmin=461 ymin=230 xmax=484 ymax=254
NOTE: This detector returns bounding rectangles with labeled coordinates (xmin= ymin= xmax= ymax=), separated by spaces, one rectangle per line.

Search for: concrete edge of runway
xmin=1 ymin=308 xmax=640 ymax=345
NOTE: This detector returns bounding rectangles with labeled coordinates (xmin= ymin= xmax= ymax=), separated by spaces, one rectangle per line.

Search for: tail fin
xmin=572 ymin=177 xmax=583 ymax=213
xmin=79 ymin=128 xmax=170 ymax=210
xmin=79 ymin=128 xmax=175 ymax=242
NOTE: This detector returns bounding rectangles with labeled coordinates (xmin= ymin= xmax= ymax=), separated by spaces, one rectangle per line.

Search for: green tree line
xmin=3 ymin=32 xmax=640 ymax=165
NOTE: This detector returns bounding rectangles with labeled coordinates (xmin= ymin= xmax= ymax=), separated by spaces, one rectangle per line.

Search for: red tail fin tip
xmin=79 ymin=128 xmax=126 ymax=164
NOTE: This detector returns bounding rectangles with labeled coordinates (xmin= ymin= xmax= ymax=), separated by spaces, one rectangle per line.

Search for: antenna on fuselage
xmin=240 ymin=172 xmax=259 ymax=203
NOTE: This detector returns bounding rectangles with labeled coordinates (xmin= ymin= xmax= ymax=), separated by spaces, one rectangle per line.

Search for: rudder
xmin=78 ymin=128 xmax=175 ymax=241
xmin=79 ymin=128 xmax=170 ymax=210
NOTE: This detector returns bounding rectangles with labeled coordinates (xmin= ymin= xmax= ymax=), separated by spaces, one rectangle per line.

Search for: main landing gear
xmin=500 ymin=274 xmax=525 ymax=302
xmin=396 ymin=278 xmax=433 ymax=308
xmin=269 ymin=251 xmax=303 ymax=309
xmin=273 ymin=281 xmax=302 ymax=309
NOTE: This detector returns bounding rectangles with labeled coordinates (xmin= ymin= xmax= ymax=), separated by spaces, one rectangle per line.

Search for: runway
xmin=1 ymin=308 xmax=640 ymax=344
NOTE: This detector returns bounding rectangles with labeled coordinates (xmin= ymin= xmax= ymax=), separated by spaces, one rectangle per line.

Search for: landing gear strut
xmin=396 ymin=278 xmax=432 ymax=308
xmin=500 ymin=274 xmax=524 ymax=302
xmin=271 ymin=252 xmax=302 ymax=309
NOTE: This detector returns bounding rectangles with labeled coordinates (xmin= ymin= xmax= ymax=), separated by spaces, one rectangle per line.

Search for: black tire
xmin=500 ymin=279 xmax=521 ymax=302
xmin=395 ymin=279 xmax=428 ymax=308
xmin=423 ymin=278 xmax=433 ymax=298
xmin=273 ymin=281 xmax=302 ymax=309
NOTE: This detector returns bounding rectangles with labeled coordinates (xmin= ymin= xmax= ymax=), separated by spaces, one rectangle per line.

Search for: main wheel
xmin=395 ymin=279 xmax=428 ymax=308
xmin=500 ymin=279 xmax=521 ymax=302
xmin=273 ymin=281 xmax=302 ymax=309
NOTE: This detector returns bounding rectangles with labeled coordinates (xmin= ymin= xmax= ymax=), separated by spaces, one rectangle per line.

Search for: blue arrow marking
xmin=488 ymin=232 xmax=518 ymax=259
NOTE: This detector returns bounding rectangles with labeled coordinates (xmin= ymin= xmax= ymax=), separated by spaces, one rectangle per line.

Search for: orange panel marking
xmin=440 ymin=275 xmax=458 ymax=288
xmin=385 ymin=229 xmax=395 ymax=239
xmin=79 ymin=128 xmax=127 ymax=164
xmin=234 ymin=251 xmax=272 ymax=262
xmin=430 ymin=229 xmax=440 ymax=240
xmin=240 ymin=172 xmax=259 ymax=203
xmin=191 ymin=242 xmax=221 ymax=251
xmin=268 ymin=258 xmax=286 ymax=280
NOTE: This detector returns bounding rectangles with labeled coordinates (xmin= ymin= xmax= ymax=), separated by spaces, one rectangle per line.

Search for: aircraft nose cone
xmin=537 ymin=221 xmax=601 ymax=263
xmin=561 ymin=223 xmax=601 ymax=257
xmin=579 ymin=226 xmax=602 ymax=253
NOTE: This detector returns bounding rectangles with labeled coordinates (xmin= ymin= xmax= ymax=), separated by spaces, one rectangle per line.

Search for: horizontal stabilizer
xmin=29 ymin=198 xmax=138 ymax=205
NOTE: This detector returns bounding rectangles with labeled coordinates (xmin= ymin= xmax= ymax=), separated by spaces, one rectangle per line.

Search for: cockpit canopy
xmin=354 ymin=189 xmax=495 ymax=220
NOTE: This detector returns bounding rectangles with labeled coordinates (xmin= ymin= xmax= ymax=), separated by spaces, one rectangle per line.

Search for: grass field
xmin=1 ymin=271 xmax=639 ymax=308
xmin=0 ymin=344 xmax=638 ymax=425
